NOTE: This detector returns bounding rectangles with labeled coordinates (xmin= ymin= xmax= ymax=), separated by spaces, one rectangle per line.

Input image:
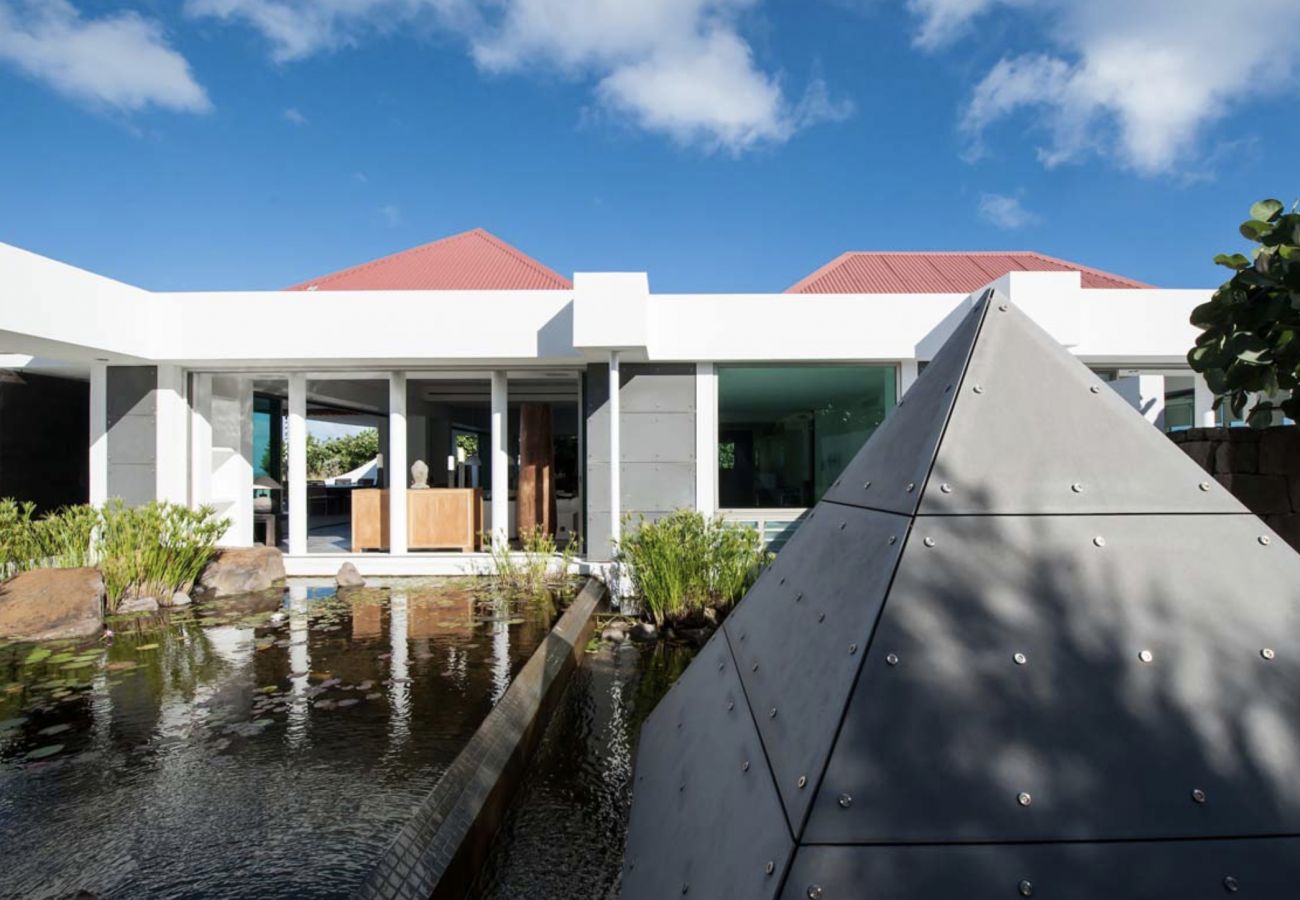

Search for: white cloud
xmin=911 ymin=0 xmax=1300 ymax=175
xmin=977 ymin=191 xmax=1040 ymax=229
xmin=379 ymin=204 xmax=402 ymax=226
xmin=0 ymin=0 xmax=210 ymax=113
xmin=184 ymin=0 xmax=473 ymax=62
xmin=283 ymin=106 xmax=307 ymax=125
xmin=186 ymin=0 xmax=846 ymax=153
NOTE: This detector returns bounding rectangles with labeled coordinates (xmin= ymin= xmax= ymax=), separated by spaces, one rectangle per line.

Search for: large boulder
xmin=195 ymin=546 xmax=286 ymax=598
xmin=0 ymin=567 xmax=104 ymax=640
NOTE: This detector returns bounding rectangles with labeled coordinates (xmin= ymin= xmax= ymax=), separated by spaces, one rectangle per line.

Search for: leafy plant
xmin=486 ymin=526 xmax=578 ymax=595
xmin=616 ymin=509 xmax=770 ymax=626
xmin=1188 ymin=198 xmax=1300 ymax=427
xmin=0 ymin=499 xmax=228 ymax=611
xmin=97 ymin=500 xmax=228 ymax=610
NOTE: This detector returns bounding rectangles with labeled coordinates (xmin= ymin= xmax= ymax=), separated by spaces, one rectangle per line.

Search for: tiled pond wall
xmin=1169 ymin=425 xmax=1300 ymax=551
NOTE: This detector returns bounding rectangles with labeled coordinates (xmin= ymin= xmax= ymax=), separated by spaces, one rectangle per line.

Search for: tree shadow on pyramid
xmin=621 ymin=290 xmax=1300 ymax=899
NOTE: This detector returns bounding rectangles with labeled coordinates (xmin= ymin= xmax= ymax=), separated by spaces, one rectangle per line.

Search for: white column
xmin=490 ymin=370 xmax=509 ymax=549
xmin=89 ymin=362 xmax=108 ymax=507
xmin=155 ymin=365 xmax=188 ymax=504
xmin=609 ymin=350 xmax=621 ymax=548
xmin=287 ymin=583 xmax=311 ymax=748
xmin=388 ymin=591 xmax=411 ymax=750
xmin=1114 ymin=374 xmax=1166 ymax=429
xmin=1193 ymin=374 xmax=1217 ymax=427
xmin=899 ymin=359 xmax=919 ymax=399
xmin=288 ymin=373 xmax=307 ymax=556
xmin=189 ymin=373 xmax=212 ymax=507
xmin=388 ymin=373 xmax=408 ymax=555
xmin=694 ymin=361 xmax=717 ymax=518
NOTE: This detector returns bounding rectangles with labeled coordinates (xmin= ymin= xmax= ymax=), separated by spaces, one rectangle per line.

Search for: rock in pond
xmin=601 ymin=626 xmax=627 ymax=644
xmin=630 ymin=621 xmax=658 ymax=642
xmin=117 ymin=594 xmax=160 ymax=614
xmin=195 ymin=547 xmax=286 ymax=598
xmin=0 ymin=567 xmax=104 ymax=641
xmin=170 ymin=591 xmax=193 ymax=607
xmin=335 ymin=562 xmax=365 ymax=589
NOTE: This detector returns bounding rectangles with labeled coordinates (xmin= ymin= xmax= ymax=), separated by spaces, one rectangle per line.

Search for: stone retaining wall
xmin=1168 ymin=425 xmax=1300 ymax=551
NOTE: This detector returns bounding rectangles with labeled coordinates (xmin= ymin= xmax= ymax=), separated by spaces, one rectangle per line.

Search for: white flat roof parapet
xmin=150 ymin=289 xmax=579 ymax=365
xmin=572 ymin=272 xmax=650 ymax=352
xmin=0 ymin=241 xmax=1210 ymax=371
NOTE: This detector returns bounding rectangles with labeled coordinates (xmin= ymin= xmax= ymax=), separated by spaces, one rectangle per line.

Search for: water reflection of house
xmin=407 ymin=592 xmax=475 ymax=640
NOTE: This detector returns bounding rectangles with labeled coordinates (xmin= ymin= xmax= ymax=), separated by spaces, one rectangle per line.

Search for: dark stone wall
xmin=0 ymin=372 xmax=89 ymax=513
xmin=1169 ymin=425 xmax=1300 ymax=551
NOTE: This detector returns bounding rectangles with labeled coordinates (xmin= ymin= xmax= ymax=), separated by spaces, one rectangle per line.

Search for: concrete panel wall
xmin=585 ymin=363 xmax=696 ymax=560
xmin=106 ymin=366 xmax=157 ymax=506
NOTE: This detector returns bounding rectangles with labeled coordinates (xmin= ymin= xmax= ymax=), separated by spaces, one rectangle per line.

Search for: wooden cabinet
xmin=351 ymin=489 xmax=390 ymax=551
xmin=351 ymin=488 xmax=482 ymax=552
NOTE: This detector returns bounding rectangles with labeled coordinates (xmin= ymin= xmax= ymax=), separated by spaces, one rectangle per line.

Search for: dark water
xmin=471 ymin=637 xmax=697 ymax=899
xmin=0 ymin=581 xmax=562 ymax=900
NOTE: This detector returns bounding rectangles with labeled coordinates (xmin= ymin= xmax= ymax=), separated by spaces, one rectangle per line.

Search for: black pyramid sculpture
xmin=621 ymin=290 xmax=1300 ymax=899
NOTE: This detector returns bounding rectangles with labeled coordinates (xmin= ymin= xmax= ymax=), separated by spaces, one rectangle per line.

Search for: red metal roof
xmin=287 ymin=228 xmax=571 ymax=291
xmin=785 ymin=251 xmax=1151 ymax=294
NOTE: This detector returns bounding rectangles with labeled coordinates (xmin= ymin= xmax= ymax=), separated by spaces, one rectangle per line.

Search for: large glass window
xmin=718 ymin=365 xmax=896 ymax=509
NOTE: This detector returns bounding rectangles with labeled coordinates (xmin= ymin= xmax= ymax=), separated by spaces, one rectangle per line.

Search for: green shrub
xmin=616 ymin=510 xmax=770 ymax=626
xmin=97 ymin=500 xmax=228 ymax=610
xmin=486 ymin=526 xmax=578 ymax=595
xmin=0 ymin=499 xmax=227 ymax=611
xmin=0 ymin=499 xmax=43 ymax=577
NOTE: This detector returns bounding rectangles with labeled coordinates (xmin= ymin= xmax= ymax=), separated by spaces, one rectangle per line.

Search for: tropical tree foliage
xmin=1188 ymin=198 xmax=1300 ymax=427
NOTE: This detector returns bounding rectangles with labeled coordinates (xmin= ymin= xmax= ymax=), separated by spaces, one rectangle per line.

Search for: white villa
xmin=0 ymin=228 xmax=1221 ymax=575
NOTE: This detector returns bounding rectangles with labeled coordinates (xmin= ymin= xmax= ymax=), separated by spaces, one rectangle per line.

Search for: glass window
xmin=252 ymin=394 xmax=282 ymax=481
xmin=718 ymin=365 xmax=896 ymax=509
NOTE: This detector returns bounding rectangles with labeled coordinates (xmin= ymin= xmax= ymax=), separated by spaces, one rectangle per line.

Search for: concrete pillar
xmin=1114 ymin=374 xmax=1166 ymax=429
xmin=189 ymin=373 xmax=212 ymax=507
xmin=694 ymin=361 xmax=717 ymax=518
xmin=609 ymin=350 xmax=621 ymax=548
xmin=89 ymin=362 xmax=107 ymax=507
xmin=155 ymin=364 xmax=188 ymax=504
xmin=388 ymin=372 xmax=408 ymax=555
xmin=899 ymin=359 xmax=919 ymax=399
xmin=1193 ymin=374 xmax=1217 ymax=428
xmin=490 ymin=370 xmax=509 ymax=549
xmin=288 ymin=373 xmax=307 ymax=556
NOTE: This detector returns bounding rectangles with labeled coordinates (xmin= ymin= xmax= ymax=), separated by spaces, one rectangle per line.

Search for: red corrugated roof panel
xmin=785 ymin=251 xmax=1151 ymax=293
xmin=287 ymin=228 xmax=571 ymax=291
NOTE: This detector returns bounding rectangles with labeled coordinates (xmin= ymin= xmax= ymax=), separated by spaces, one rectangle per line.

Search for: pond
xmin=0 ymin=580 xmax=566 ymax=900
xmin=471 ymin=636 xmax=699 ymax=899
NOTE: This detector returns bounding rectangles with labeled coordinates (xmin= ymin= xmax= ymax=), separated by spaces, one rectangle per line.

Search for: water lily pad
xmin=0 ymin=716 xmax=28 ymax=730
xmin=259 ymin=685 xmax=279 ymax=694
xmin=336 ymin=698 xmax=359 ymax=708
xmin=23 ymin=648 xmax=51 ymax=665
xmin=46 ymin=653 xmax=74 ymax=665
xmin=135 ymin=644 xmax=160 ymax=651
xmin=107 ymin=661 xmax=139 ymax=672
xmin=26 ymin=744 xmax=64 ymax=760
xmin=61 ymin=660 xmax=94 ymax=671
xmin=38 ymin=723 xmax=71 ymax=736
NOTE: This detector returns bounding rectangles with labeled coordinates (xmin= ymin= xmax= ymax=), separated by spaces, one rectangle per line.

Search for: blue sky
xmin=0 ymin=0 xmax=1296 ymax=293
